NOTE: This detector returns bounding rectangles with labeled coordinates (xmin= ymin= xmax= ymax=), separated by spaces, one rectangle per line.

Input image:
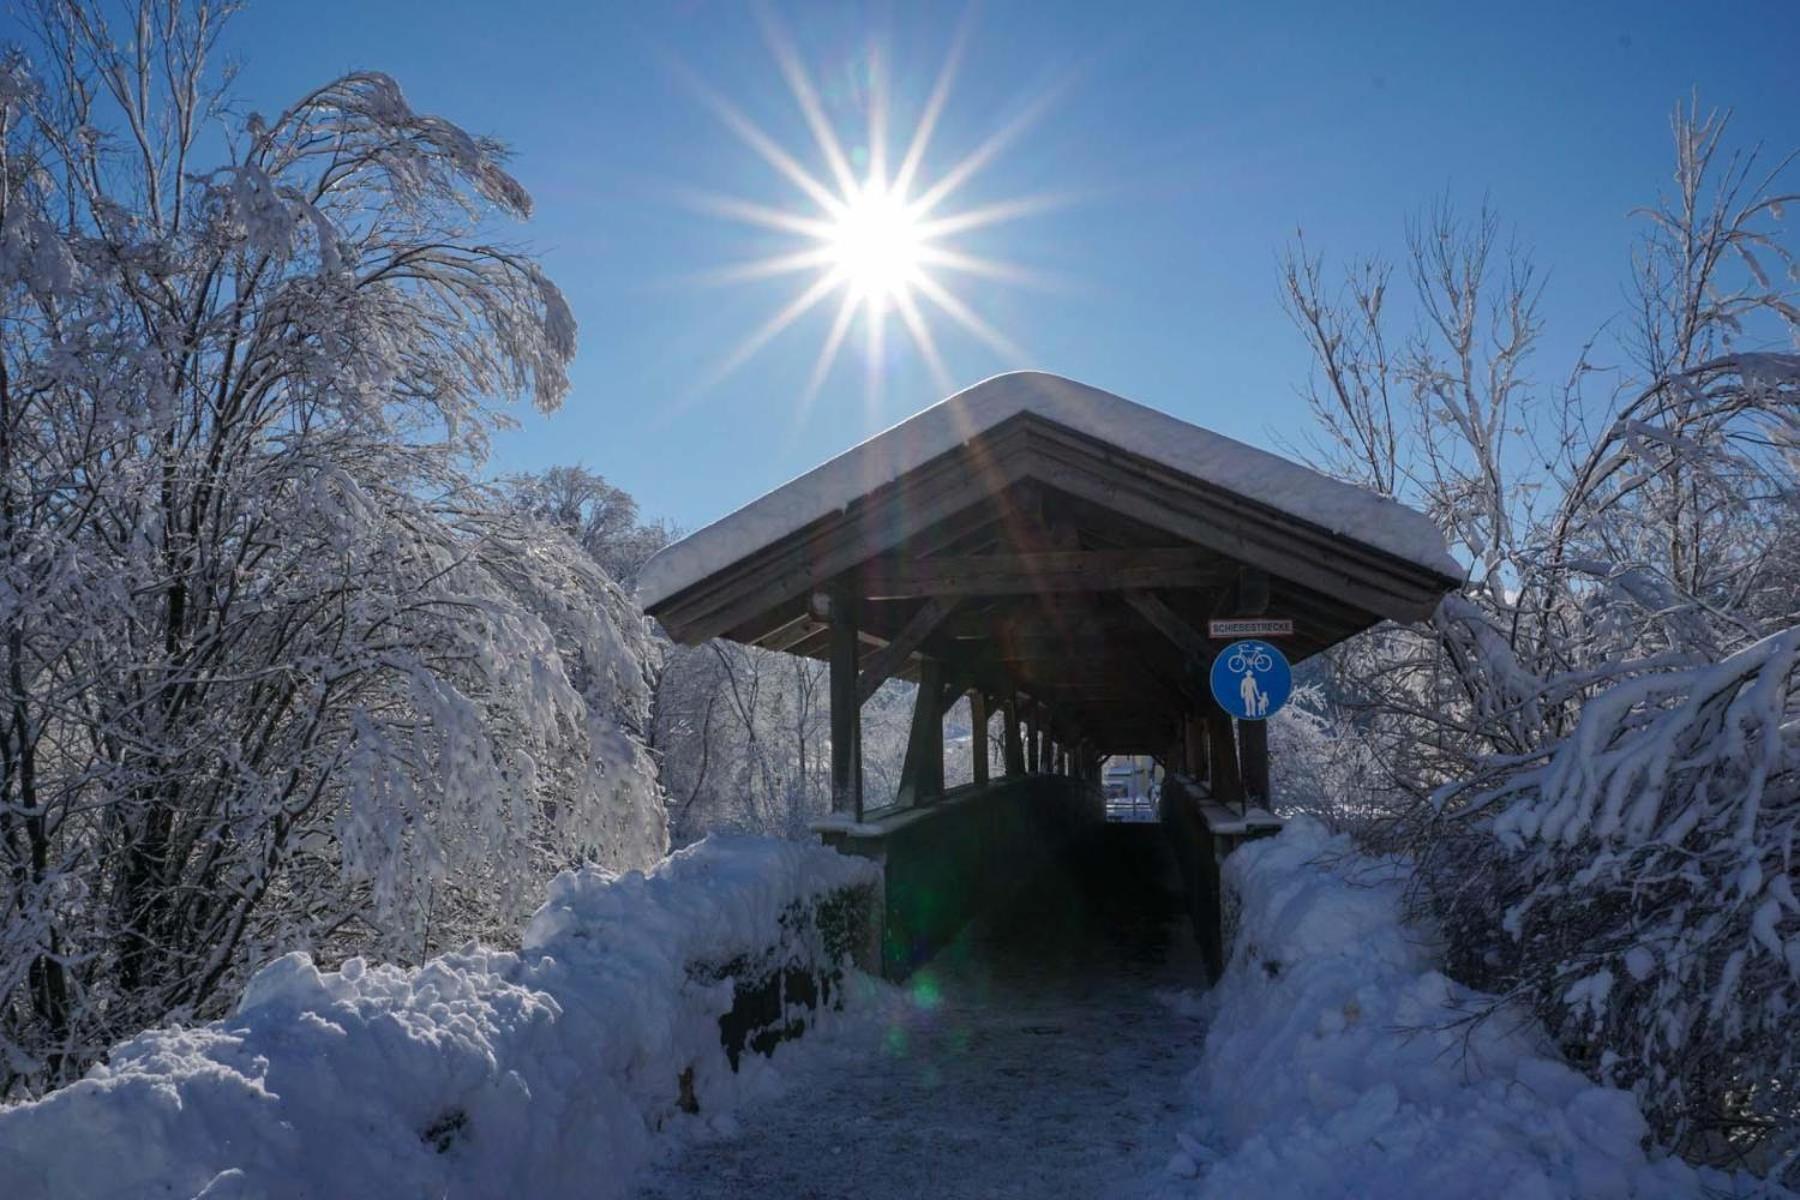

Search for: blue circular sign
xmin=1209 ymin=639 xmax=1291 ymax=721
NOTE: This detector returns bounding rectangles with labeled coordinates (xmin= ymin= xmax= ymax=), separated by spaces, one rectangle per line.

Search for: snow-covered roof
xmin=636 ymin=371 xmax=1460 ymax=608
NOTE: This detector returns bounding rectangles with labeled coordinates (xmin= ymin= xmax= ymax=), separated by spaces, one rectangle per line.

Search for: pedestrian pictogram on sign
xmin=1209 ymin=639 xmax=1292 ymax=721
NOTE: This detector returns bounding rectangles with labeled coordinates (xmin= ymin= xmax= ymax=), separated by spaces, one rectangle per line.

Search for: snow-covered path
xmin=633 ymin=827 xmax=1208 ymax=1200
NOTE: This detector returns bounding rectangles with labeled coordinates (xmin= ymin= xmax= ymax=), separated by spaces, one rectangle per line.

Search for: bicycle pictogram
xmin=1226 ymin=646 xmax=1273 ymax=675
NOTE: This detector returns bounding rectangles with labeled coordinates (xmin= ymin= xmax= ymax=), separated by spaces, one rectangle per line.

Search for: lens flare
xmin=678 ymin=8 xmax=1065 ymax=410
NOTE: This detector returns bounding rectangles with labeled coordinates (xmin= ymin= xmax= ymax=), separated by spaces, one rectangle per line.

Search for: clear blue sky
xmin=113 ymin=3 xmax=1800 ymax=529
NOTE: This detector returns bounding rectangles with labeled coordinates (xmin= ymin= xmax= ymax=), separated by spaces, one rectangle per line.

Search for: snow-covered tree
xmin=503 ymin=464 xmax=676 ymax=588
xmin=1280 ymin=101 xmax=1799 ymax=1176
xmin=0 ymin=1 xmax=661 ymax=1100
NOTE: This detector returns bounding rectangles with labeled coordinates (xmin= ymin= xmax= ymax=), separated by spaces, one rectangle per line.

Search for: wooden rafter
xmin=862 ymin=548 xmax=1231 ymax=600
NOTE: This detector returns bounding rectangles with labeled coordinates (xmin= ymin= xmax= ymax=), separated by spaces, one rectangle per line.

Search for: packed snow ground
xmin=0 ymin=837 xmax=878 ymax=1200
xmin=637 ymin=820 xmax=1791 ymax=1200
xmin=4 ymin=817 xmax=1791 ymax=1199
xmin=633 ymin=825 xmax=1207 ymax=1199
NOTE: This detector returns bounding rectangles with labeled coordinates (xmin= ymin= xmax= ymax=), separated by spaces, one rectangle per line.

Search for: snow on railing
xmin=0 ymin=837 xmax=878 ymax=1200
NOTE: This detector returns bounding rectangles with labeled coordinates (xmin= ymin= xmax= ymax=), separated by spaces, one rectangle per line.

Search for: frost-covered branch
xmin=0 ymin=2 xmax=661 ymax=1101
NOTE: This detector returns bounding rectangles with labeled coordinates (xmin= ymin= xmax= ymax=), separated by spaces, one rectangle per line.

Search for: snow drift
xmin=0 ymin=837 xmax=879 ymax=1200
xmin=1165 ymin=818 xmax=1788 ymax=1198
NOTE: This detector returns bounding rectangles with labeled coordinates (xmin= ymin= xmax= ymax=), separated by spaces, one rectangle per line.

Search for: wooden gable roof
xmin=639 ymin=373 xmax=1460 ymax=754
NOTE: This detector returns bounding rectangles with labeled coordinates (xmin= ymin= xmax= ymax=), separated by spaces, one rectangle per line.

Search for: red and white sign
xmin=1208 ymin=618 xmax=1294 ymax=638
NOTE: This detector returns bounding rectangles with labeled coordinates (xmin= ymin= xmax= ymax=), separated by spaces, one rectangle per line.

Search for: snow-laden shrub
xmin=0 ymin=836 xmax=879 ymax=1200
xmin=1167 ymin=818 xmax=1787 ymax=1198
xmin=1277 ymin=100 xmax=1799 ymax=1175
xmin=1431 ymin=628 xmax=1800 ymax=1179
xmin=0 ymin=6 xmax=667 ymax=1100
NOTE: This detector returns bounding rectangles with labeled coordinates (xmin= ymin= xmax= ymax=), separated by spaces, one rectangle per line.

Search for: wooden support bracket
xmin=856 ymin=597 xmax=958 ymax=704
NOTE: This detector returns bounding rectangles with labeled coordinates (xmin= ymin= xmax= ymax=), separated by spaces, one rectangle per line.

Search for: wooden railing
xmin=1160 ymin=775 xmax=1281 ymax=977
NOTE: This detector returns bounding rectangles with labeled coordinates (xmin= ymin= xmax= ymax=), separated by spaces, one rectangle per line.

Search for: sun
xmin=678 ymin=10 xmax=1061 ymax=406
xmin=828 ymin=181 xmax=925 ymax=308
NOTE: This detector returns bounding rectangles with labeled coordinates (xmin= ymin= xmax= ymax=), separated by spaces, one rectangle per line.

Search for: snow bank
xmin=0 ymin=837 xmax=879 ymax=1200
xmin=1164 ymin=818 xmax=1787 ymax=1199
xmin=636 ymin=371 xmax=1460 ymax=607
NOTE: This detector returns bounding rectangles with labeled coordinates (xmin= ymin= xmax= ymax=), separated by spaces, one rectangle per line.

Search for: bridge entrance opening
xmin=1101 ymin=755 xmax=1160 ymax=824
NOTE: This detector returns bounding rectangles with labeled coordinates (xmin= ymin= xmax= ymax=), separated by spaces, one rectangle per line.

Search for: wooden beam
xmin=988 ymin=637 xmax=1171 ymax=663
xmin=750 ymin=610 xmax=822 ymax=652
xmin=1235 ymin=566 xmax=1271 ymax=615
xmin=828 ymin=583 xmax=863 ymax=818
xmin=1122 ymin=589 xmax=1217 ymax=665
xmin=779 ymin=621 xmax=916 ymax=665
xmin=947 ymin=589 xmax=1150 ymax=625
xmin=862 ymin=548 xmax=1231 ymax=600
xmin=856 ymin=597 xmax=958 ymax=704
xmin=1023 ymin=427 xmax=1451 ymax=622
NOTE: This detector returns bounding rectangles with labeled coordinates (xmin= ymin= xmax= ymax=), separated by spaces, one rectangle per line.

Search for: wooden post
xmin=922 ymin=660 xmax=945 ymax=800
xmin=970 ymin=691 xmax=990 ymax=787
xmin=1227 ymin=572 xmax=1272 ymax=813
xmin=1003 ymin=696 xmax=1025 ymax=776
xmin=827 ymin=585 xmax=863 ymax=819
xmin=896 ymin=658 xmax=946 ymax=807
xmin=1183 ymin=712 xmax=1205 ymax=781
xmin=1239 ymin=718 xmax=1269 ymax=813
xmin=1027 ymin=708 xmax=1041 ymax=773
xmin=1205 ymin=711 xmax=1242 ymax=810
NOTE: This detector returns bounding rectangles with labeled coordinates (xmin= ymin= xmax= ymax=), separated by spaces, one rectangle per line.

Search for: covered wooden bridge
xmin=638 ymin=371 xmax=1459 ymax=975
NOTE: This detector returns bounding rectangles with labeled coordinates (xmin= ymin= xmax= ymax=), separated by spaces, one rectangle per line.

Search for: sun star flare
xmin=682 ymin=12 xmax=1054 ymax=408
